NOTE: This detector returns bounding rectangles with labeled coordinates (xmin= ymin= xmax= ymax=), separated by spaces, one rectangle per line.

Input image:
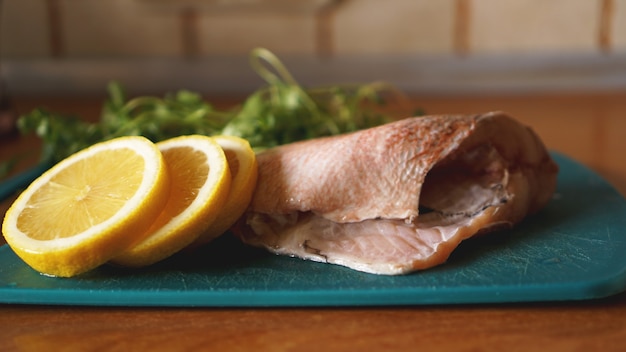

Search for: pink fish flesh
xmin=234 ymin=112 xmax=559 ymax=275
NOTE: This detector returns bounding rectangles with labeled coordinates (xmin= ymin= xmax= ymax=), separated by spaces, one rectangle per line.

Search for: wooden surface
xmin=1 ymin=92 xmax=626 ymax=351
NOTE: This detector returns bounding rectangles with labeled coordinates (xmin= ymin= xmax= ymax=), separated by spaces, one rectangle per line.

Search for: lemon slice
xmin=191 ymin=135 xmax=258 ymax=247
xmin=112 ymin=135 xmax=231 ymax=267
xmin=1 ymin=136 xmax=170 ymax=277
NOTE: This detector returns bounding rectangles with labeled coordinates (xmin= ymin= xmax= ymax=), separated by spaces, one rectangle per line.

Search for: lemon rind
xmin=112 ymin=135 xmax=232 ymax=266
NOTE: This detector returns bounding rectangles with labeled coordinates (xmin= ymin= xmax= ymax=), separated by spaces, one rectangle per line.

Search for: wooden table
xmin=1 ymin=92 xmax=626 ymax=351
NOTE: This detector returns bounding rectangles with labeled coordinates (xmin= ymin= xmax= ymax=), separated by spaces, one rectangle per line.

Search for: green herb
xmin=14 ymin=48 xmax=406 ymax=167
xmin=222 ymin=48 xmax=396 ymax=149
xmin=17 ymin=85 xmax=229 ymax=164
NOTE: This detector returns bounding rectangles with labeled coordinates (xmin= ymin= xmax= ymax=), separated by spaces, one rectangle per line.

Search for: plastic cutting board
xmin=0 ymin=153 xmax=625 ymax=307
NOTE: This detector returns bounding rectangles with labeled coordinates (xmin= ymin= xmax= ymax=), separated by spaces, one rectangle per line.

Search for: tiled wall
xmin=4 ymin=0 xmax=625 ymax=59
xmin=2 ymin=0 xmax=626 ymax=95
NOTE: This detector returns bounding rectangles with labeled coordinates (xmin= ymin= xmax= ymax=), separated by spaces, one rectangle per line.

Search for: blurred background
xmin=1 ymin=0 xmax=626 ymax=191
xmin=1 ymin=0 xmax=625 ymax=97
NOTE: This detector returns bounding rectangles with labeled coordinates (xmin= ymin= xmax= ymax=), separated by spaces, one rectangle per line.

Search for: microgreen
xmin=8 ymin=48 xmax=408 ymax=174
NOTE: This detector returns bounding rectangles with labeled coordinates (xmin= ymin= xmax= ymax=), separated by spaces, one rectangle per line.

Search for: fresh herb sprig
xmin=17 ymin=86 xmax=228 ymax=164
xmin=13 ymin=48 xmax=404 ymax=168
xmin=222 ymin=48 xmax=395 ymax=149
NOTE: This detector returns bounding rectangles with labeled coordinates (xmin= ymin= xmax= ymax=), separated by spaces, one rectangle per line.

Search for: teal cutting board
xmin=1 ymin=153 xmax=625 ymax=307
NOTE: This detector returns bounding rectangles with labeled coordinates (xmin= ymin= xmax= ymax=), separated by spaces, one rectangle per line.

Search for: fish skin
xmin=249 ymin=114 xmax=476 ymax=223
xmin=236 ymin=112 xmax=559 ymax=275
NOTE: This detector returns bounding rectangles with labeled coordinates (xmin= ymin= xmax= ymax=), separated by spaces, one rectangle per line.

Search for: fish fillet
xmin=235 ymin=112 xmax=559 ymax=275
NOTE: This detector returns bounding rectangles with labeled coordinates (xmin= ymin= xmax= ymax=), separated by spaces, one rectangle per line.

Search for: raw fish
xmin=235 ymin=112 xmax=559 ymax=275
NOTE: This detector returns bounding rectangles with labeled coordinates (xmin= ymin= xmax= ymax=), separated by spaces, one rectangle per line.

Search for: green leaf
xmin=13 ymin=48 xmax=414 ymax=171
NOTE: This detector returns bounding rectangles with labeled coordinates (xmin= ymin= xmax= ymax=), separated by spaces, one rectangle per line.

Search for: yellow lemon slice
xmin=191 ymin=135 xmax=258 ymax=247
xmin=112 ymin=135 xmax=231 ymax=267
xmin=1 ymin=136 xmax=170 ymax=277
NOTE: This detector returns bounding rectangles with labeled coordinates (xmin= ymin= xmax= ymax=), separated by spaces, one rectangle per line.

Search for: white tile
xmin=472 ymin=0 xmax=598 ymax=53
xmin=612 ymin=0 xmax=626 ymax=51
xmin=61 ymin=0 xmax=180 ymax=58
xmin=198 ymin=12 xmax=317 ymax=56
xmin=2 ymin=0 xmax=50 ymax=58
xmin=334 ymin=0 xmax=456 ymax=56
